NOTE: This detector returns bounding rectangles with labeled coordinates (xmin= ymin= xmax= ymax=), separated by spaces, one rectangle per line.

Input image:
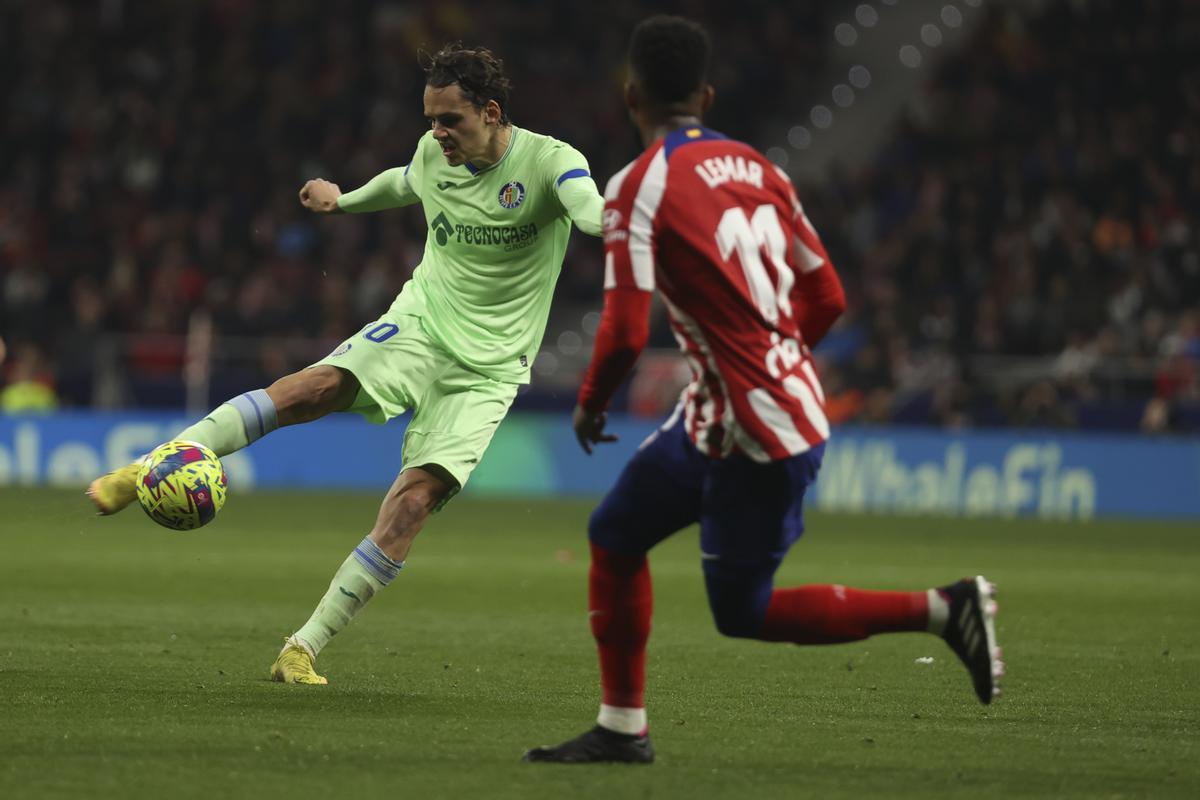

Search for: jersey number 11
xmin=715 ymin=204 xmax=795 ymax=325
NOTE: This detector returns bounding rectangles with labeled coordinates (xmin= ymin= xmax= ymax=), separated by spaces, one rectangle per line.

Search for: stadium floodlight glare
xmin=581 ymin=311 xmax=602 ymax=337
xmin=766 ymin=147 xmax=790 ymax=167
xmin=787 ymin=125 xmax=812 ymax=149
xmin=533 ymin=351 xmax=559 ymax=376
xmin=557 ymin=330 xmax=582 ymax=356
xmin=855 ymin=4 xmax=879 ymax=27
xmin=776 ymin=0 xmax=989 ymax=168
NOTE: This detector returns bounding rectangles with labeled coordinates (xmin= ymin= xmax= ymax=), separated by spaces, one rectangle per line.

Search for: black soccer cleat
xmin=523 ymin=725 xmax=655 ymax=764
xmin=939 ymin=575 xmax=1004 ymax=704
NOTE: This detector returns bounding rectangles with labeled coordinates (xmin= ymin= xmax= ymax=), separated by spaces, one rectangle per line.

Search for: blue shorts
xmin=588 ymin=412 xmax=825 ymax=566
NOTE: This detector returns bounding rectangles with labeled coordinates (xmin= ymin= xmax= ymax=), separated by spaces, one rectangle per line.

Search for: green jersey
xmin=337 ymin=126 xmax=603 ymax=383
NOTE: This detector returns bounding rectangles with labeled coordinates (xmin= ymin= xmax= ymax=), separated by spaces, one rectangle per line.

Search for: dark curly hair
xmin=628 ymin=15 xmax=711 ymax=106
xmin=421 ymin=44 xmax=513 ymax=124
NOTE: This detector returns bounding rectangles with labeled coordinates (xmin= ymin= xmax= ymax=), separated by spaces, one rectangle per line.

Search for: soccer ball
xmin=135 ymin=440 xmax=228 ymax=531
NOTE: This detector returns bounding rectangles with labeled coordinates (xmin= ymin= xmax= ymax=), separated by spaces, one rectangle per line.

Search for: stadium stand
xmin=2 ymin=0 xmax=1196 ymax=431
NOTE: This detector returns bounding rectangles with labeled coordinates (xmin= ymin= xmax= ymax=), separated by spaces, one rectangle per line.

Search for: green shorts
xmin=313 ymin=314 xmax=519 ymax=495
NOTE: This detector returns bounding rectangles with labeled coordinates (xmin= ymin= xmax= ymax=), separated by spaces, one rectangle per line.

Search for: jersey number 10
xmin=715 ymin=204 xmax=795 ymax=325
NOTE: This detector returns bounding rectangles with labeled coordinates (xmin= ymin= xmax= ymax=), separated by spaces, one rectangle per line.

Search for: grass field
xmin=1 ymin=489 xmax=1197 ymax=799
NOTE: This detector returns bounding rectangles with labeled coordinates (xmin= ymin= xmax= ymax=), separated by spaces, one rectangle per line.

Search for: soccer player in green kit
xmin=86 ymin=45 xmax=604 ymax=684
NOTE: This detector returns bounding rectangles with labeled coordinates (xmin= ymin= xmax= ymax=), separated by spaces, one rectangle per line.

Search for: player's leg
xmin=179 ymin=366 xmax=360 ymax=452
xmin=274 ymin=355 xmax=514 ymax=683
xmin=699 ymin=445 xmax=1003 ymax=703
xmin=700 ymin=448 xmax=932 ymax=640
xmin=89 ymin=313 xmax=423 ymax=517
xmin=759 ymin=573 xmax=1002 ymax=703
xmin=524 ymin=412 xmax=705 ymax=764
xmin=273 ymin=465 xmax=453 ymax=684
xmin=86 ymin=366 xmax=359 ymax=515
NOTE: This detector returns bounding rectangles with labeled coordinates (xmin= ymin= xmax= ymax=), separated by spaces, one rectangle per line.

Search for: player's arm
xmin=575 ymin=287 xmax=653 ymax=452
xmin=786 ymin=196 xmax=846 ymax=347
xmin=574 ymin=174 xmax=657 ymax=453
xmin=557 ymin=176 xmax=604 ymax=236
xmin=790 ymin=231 xmax=845 ymax=348
xmin=297 ymin=168 xmax=418 ymax=215
xmin=334 ymin=166 xmax=420 ymax=213
xmin=547 ymin=144 xmax=604 ymax=237
xmin=303 ymin=137 xmax=426 ymax=215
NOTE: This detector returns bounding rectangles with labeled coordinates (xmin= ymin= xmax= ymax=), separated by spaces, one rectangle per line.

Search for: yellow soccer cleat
xmin=270 ymin=639 xmax=328 ymax=685
xmin=86 ymin=461 xmax=142 ymax=515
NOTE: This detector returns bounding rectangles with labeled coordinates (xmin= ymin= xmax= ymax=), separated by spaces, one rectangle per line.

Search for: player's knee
xmin=703 ymin=560 xmax=775 ymax=639
xmin=390 ymin=488 xmax=435 ymax=528
xmin=587 ymin=498 xmax=627 ymax=550
xmin=269 ymin=367 xmax=355 ymax=420
xmin=373 ymin=491 xmax=429 ymax=550
xmin=304 ymin=366 xmax=356 ymax=409
xmin=710 ymin=605 xmax=761 ymax=639
xmin=385 ymin=470 xmax=452 ymax=523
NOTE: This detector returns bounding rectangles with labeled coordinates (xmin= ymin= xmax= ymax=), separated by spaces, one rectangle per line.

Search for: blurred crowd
xmin=2 ymin=0 xmax=1198 ymax=433
xmin=0 ymin=0 xmax=825 ymax=409
xmin=797 ymin=0 xmax=1200 ymax=432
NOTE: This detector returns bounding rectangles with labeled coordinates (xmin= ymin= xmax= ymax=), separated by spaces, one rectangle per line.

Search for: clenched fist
xmin=299 ymin=179 xmax=343 ymax=213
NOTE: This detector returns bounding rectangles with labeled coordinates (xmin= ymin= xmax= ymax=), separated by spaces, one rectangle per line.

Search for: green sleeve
xmin=546 ymin=143 xmax=603 ymax=237
xmin=336 ymin=166 xmax=418 ymax=213
xmin=556 ymin=176 xmax=603 ymax=237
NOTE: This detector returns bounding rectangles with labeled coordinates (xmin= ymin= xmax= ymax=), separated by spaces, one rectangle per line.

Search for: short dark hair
xmin=628 ymin=15 xmax=711 ymax=105
xmin=421 ymin=44 xmax=512 ymax=124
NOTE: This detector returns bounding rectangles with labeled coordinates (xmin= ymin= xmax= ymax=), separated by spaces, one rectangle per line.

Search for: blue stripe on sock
xmin=353 ymin=537 xmax=403 ymax=585
xmin=255 ymin=389 xmax=278 ymax=432
xmin=243 ymin=393 xmax=265 ymax=438
xmin=355 ymin=554 xmax=397 ymax=586
xmin=363 ymin=537 xmax=403 ymax=570
xmin=229 ymin=389 xmax=278 ymax=444
xmin=352 ymin=550 xmax=393 ymax=584
xmin=353 ymin=545 xmax=394 ymax=578
xmin=361 ymin=548 xmax=403 ymax=580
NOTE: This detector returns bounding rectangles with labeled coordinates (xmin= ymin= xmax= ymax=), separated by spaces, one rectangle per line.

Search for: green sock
xmin=174 ymin=404 xmax=250 ymax=457
xmin=293 ymin=536 xmax=404 ymax=657
xmin=174 ymin=390 xmax=279 ymax=457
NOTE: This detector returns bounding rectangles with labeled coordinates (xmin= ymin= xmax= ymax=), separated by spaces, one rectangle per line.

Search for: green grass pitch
xmin=1 ymin=488 xmax=1197 ymax=799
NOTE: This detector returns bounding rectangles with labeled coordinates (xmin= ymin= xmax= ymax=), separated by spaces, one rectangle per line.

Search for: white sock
xmin=598 ymin=704 xmax=647 ymax=736
xmin=926 ymin=588 xmax=950 ymax=635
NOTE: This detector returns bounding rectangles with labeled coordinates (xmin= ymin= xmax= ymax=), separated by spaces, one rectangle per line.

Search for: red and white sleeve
xmin=577 ymin=154 xmax=666 ymax=412
xmin=785 ymin=186 xmax=846 ymax=348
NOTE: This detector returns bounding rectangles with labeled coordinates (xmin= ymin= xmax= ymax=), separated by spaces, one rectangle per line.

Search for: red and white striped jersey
xmin=599 ymin=126 xmax=845 ymax=462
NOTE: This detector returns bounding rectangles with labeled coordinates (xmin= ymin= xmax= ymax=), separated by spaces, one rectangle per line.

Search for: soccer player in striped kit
xmin=525 ymin=16 xmax=1003 ymax=765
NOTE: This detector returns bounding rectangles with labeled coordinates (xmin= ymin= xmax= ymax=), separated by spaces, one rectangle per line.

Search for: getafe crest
xmin=498 ymin=181 xmax=526 ymax=209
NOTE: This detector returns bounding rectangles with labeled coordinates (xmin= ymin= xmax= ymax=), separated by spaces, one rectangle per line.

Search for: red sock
xmin=759 ymin=584 xmax=929 ymax=644
xmin=588 ymin=542 xmax=652 ymax=709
